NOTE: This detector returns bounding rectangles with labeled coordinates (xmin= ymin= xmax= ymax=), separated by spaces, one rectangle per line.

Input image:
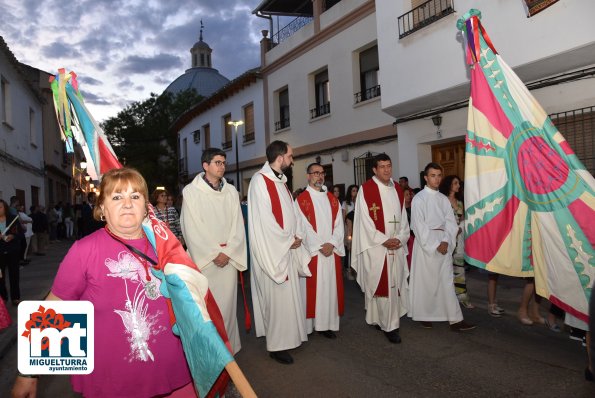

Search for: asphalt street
xmin=1 ymin=240 xmax=593 ymax=397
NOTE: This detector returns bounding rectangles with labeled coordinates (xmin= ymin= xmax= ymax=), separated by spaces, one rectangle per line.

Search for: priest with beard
xmin=180 ymin=147 xmax=247 ymax=355
xmin=295 ymin=163 xmax=345 ymax=339
xmin=352 ymin=153 xmax=410 ymax=343
xmin=247 ymin=140 xmax=311 ymax=365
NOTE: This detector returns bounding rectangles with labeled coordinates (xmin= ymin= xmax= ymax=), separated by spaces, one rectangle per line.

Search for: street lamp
xmin=227 ymin=120 xmax=244 ymax=193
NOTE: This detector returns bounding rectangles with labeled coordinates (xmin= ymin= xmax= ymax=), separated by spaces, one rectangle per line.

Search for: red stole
xmin=262 ymin=173 xmax=291 ymax=228
xmin=361 ymin=178 xmax=405 ymax=297
xmin=262 ymin=173 xmax=292 ymax=281
xmin=297 ymin=190 xmax=345 ymax=319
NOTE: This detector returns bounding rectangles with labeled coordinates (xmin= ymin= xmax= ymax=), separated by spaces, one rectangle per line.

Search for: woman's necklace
xmin=104 ymin=226 xmax=160 ymax=299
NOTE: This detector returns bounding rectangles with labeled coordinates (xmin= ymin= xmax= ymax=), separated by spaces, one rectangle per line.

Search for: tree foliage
xmin=102 ymin=89 xmax=203 ymax=194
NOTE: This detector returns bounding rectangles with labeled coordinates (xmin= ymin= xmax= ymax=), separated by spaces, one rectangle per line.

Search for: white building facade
xmin=376 ymin=0 xmax=595 ymax=185
xmin=176 ymin=0 xmax=594 ymax=196
xmin=0 ymin=37 xmax=45 ymax=208
xmin=175 ymin=70 xmax=264 ymax=197
xmin=258 ymin=0 xmax=396 ymax=193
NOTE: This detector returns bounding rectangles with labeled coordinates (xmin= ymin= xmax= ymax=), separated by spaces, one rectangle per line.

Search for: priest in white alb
xmin=248 ymin=140 xmax=311 ymax=365
xmin=295 ymin=162 xmax=345 ymax=339
xmin=351 ymin=153 xmax=410 ymax=344
xmin=408 ymin=162 xmax=476 ymax=332
xmin=181 ymin=148 xmax=247 ymax=354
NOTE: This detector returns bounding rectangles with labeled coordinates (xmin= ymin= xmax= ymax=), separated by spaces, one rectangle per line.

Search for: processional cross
xmin=369 ymin=203 xmax=380 ymax=221
xmin=387 ymin=215 xmax=400 ymax=255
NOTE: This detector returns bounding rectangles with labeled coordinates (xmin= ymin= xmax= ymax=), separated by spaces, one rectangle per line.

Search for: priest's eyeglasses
xmin=211 ymin=160 xmax=226 ymax=167
xmin=308 ymin=171 xmax=326 ymax=177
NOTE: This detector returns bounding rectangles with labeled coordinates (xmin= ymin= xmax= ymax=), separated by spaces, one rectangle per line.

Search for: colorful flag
xmin=51 ymin=70 xmax=234 ymax=397
xmin=458 ymin=10 xmax=595 ymax=322
xmin=49 ymin=69 xmax=121 ymax=179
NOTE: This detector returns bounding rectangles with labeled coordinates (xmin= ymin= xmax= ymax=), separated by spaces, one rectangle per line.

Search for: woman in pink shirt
xmin=12 ymin=168 xmax=195 ymax=398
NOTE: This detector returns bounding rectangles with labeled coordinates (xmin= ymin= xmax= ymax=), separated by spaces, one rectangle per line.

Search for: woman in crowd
xmin=341 ymin=185 xmax=358 ymax=280
xmin=332 ymin=184 xmax=343 ymax=205
xmin=341 ymin=184 xmax=358 ymax=222
xmin=152 ymin=188 xmax=184 ymax=244
xmin=63 ymin=202 xmax=75 ymax=239
xmin=439 ymin=175 xmax=473 ymax=309
xmin=12 ymin=168 xmax=196 ymax=398
xmin=0 ymin=199 xmax=24 ymax=305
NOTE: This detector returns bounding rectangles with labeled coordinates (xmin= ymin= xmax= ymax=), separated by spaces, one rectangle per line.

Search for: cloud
xmin=80 ymin=76 xmax=102 ymax=86
xmin=120 ymin=53 xmax=183 ymax=74
xmin=1 ymin=0 xmax=270 ymax=121
xmin=40 ymin=41 xmax=82 ymax=59
xmin=80 ymin=90 xmax=110 ymax=105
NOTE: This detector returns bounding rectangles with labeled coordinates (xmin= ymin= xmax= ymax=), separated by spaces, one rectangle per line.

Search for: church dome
xmin=164 ymin=67 xmax=229 ymax=97
xmin=163 ymin=21 xmax=229 ymax=98
xmin=192 ymin=40 xmax=211 ymax=50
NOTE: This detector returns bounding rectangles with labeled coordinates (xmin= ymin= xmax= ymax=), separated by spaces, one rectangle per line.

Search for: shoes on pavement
xmin=384 ymin=329 xmax=401 ymax=344
xmin=450 ymin=321 xmax=477 ymax=332
xmin=518 ymin=313 xmax=533 ymax=326
xmin=420 ymin=321 xmax=433 ymax=329
xmin=569 ymin=327 xmax=586 ymax=342
xmin=460 ymin=300 xmax=475 ymax=309
xmin=488 ymin=303 xmax=504 ymax=317
xmin=544 ymin=319 xmax=561 ymax=332
xmin=530 ymin=315 xmax=545 ymax=325
xmin=318 ymin=330 xmax=337 ymax=339
xmin=269 ymin=350 xmax=294 ymax=365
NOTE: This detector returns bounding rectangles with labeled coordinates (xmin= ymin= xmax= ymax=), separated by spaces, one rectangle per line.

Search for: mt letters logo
xmin=18 ymin=301 xmax=94 ymax=374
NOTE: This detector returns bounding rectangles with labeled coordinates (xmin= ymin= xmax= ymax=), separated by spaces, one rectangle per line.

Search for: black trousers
xmin=0 ymin=250 xmax=20 ymax=301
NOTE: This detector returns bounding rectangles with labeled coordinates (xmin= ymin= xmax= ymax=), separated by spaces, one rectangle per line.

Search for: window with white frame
xmin=1 ymin=76 xmax=12 ymax=126
xmin=243 ymin=103 xmax=255 ymax=143
xmin=311 ymin=69 xmax=330 ymax=119
xmin=355 ymin=45 xmax=380 ymax=103
xmin=29 ymin=107 xmax=37 ymax=146
xmin=275 ymin=87 xmax=290 ymax=131
xmin=192 ymin=129 xmax=200 ymax=144
xmin=203 ymin=123 xmax=211 ymax=149
xmin=222 ymin=114 xmax=232 ymax=149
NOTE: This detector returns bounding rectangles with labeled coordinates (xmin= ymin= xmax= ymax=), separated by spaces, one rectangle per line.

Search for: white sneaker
xmin=488 ymin=304 xmax=504 ymax=317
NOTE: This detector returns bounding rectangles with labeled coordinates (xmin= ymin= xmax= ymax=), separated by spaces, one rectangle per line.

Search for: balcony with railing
xmin=222 ymin=140 xmax=232 ymax=150
xmin=310 ymin=102 xmax=331 ymax=119
xmin=243 ymin=132 xmax=255 ymax=143
xmin=354 ymin=85 xmax=381 ymax=104
xmin=260 ymin=0 xmax=345 ymax=51
xmin=275 ymin=118 xmax=291 ymax=131
xmin=398 ymin=0 xmax=455 ymax=39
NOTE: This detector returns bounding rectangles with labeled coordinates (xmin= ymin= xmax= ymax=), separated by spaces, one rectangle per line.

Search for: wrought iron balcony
xmin=222 ymin=140 xmax=232 ymax=150
xmin=398 ymin=0 xmax=455 ymax=39
xmin=310 ymin=102 xmax=331 ymax=119
xmin=354 ymin=85 xmax=381 ymax=104
xmin=270 ymin=16 xmax=313 ymax=49
xmin=243 ymin=132 xmax=255 ymax=143
xmin=275 ymin=118 xmax=290 ymax=131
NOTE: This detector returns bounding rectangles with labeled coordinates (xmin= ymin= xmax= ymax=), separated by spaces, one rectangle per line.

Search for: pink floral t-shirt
xmin=52 ymin=229 xmax=192 ymax=398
